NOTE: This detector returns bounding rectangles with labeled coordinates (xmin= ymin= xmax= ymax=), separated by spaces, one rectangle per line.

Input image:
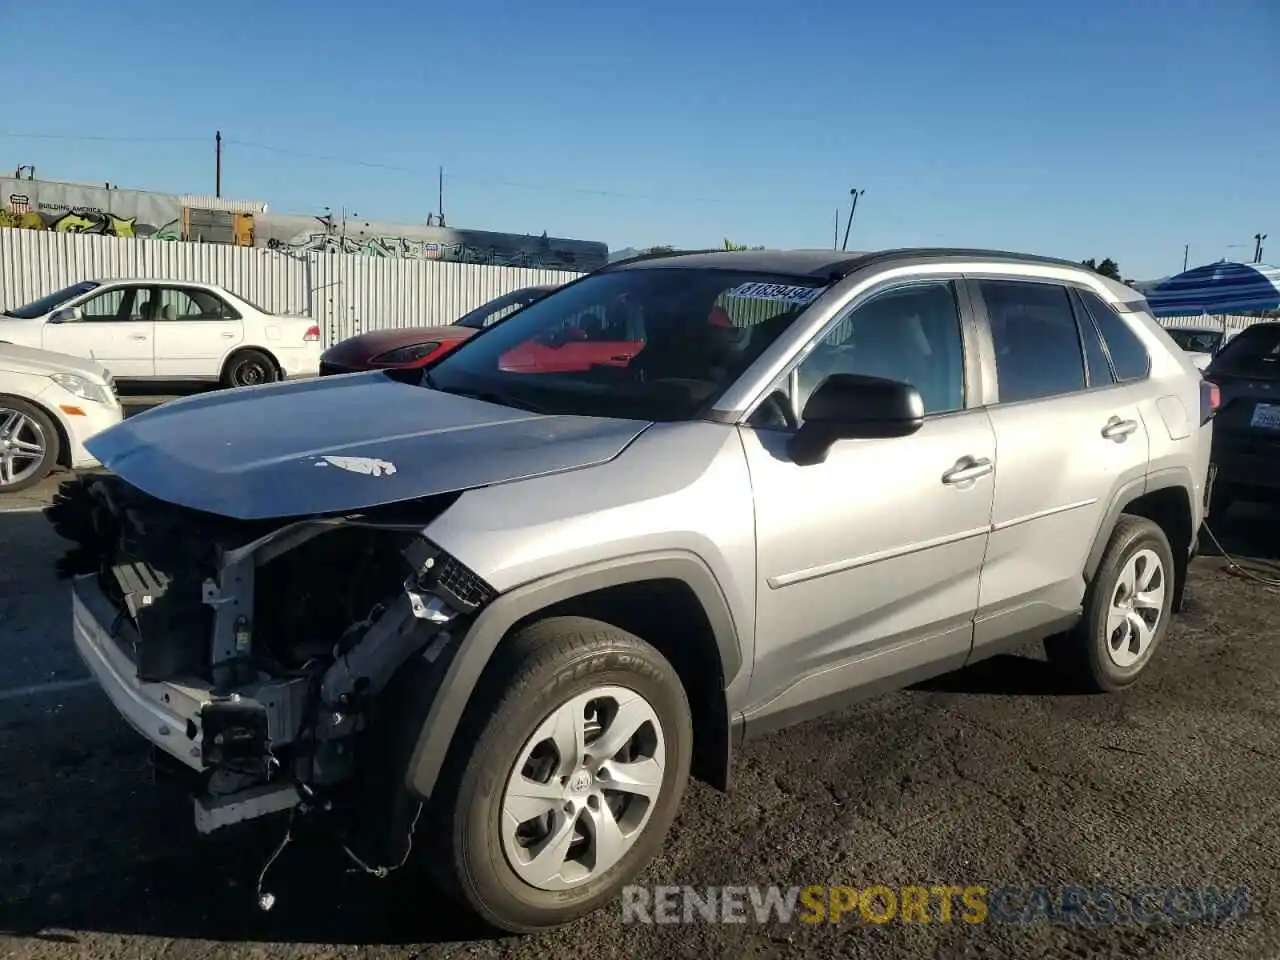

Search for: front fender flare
xmin=403 ymin=549 xmax=743 ymax=800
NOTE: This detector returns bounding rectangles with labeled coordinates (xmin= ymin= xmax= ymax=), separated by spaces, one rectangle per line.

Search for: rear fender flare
xmin=404 ymin=550 xmax=743 ymax=799
xmin=1083 ymin=468 xmax=1197 ymax=584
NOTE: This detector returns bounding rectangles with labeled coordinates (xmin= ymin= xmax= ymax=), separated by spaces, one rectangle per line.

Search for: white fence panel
xmin=0 ymin=229 xmax=583 ymax=347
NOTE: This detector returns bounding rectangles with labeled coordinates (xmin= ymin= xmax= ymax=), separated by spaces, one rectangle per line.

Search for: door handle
xmin=127 ymin=334 xmax=148 ymax=341
xmin=1101 ymin=416 xmax=1138 ymax=441
xmin=942 ymin=456 xmax=994 ymax=485
xmin=221 ymin=332 xmax=235 ymax=338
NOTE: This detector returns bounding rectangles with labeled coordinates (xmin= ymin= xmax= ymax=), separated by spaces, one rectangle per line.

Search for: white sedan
xmin=0 ymin=279 xmax=323 ymax=387
xmin=1163 ymin=324 xmax=1240 ymax=371
xmin=0 ymin=343 xmax=123 ymax=493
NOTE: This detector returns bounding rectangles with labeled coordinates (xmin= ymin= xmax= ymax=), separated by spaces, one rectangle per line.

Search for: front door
xmin=969 ymin=278 xmax=1151 ymax=654
xmin=740 ymin=278 xmax=996 ymax=731
xmin=151 ymin=285 xmax=245 ymax=379
xmin=41 ymin=285 xmax=156 ymax=378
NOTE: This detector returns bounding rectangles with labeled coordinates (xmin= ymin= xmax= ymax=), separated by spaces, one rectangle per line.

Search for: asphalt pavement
xmin=1 ymin=396 xmax=1279 ymax=959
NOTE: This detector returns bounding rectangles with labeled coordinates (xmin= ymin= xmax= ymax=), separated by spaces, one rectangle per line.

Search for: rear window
xmin=1210 ymin=324 xmax=1280 ymax=375
xmin=1165 ymin=329 xmax=1223 ymax=353
xmin=1078 ymin=290 xmax=1151 ymax=382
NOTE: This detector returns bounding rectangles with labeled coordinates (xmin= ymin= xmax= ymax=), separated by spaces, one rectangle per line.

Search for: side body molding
xmin=403 ymin=550 xmax=744 ymax=800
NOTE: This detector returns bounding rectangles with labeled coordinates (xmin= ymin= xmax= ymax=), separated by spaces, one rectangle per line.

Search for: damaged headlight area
xmin=47 ymin=474 xmax=495 ymax=893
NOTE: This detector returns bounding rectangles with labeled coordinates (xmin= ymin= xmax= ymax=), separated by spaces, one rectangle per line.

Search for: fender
xmin=1083 ymin=466 xmax=1198 ymax=583
xmin=403 ymin=549 xmax=743 ymax=800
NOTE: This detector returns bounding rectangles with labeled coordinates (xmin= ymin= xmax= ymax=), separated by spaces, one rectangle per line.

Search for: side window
xmin=1078 ymin=289 xmax=1151 ymax=382
xmin=77 ymin=288 xmax=127 ymax=322
xmin=482 ymin=296 xmax=534 ymax=327
xmin=1072 ymin=291 xmax=1115 ymax=388
xmin=981 ymin=280 xmax=1085 ymax=404
xmin=78 ymin=287 xmax=149 ymax=321
xmin=155 ymin=287 xmax=236 ymax=321
xmin=795 ymin=280 xmax=966 ymax=417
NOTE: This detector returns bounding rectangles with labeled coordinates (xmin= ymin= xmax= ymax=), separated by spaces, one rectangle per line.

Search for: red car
xmin=319 ymin=285 xmax=558 ymax=379
xmin=321 ymin=283 xmax=649 ymax=379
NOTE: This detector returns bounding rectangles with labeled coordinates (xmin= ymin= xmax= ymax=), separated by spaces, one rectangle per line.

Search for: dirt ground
xmin=2 ymin=401 xmax=1279 ymax=959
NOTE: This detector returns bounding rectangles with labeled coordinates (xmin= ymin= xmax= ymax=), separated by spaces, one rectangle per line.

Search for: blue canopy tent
xmin=1145 ymin=261 xmax=1280 ymax=318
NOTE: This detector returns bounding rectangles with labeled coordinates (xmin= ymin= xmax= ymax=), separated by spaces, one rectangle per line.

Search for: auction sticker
xmin=724 ymin=282 xmax=825 ymax=306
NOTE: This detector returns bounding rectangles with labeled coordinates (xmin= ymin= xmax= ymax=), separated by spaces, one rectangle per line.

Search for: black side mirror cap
xmin=788 ymin=373 xmax=925 ymax=465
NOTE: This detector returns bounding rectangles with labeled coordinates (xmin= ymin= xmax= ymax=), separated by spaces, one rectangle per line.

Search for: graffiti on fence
xmin=262 ymin=218 xmax=606 ymax=271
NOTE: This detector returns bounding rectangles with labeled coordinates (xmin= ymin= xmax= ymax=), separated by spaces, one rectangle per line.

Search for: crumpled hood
xmin=86 ymin=372 xmax=652 ymax=520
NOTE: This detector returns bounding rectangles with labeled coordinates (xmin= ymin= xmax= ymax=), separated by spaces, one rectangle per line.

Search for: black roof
xmin=602 ymin=246 xmax=1088 ymax=281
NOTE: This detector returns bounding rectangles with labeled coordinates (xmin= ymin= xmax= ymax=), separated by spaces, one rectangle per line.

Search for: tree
xmin=723 ymin=238 xmax=765 ymax=251
xmin=1081 ymin=257 xmax=1122 ymax=281
xmin=646 ymin=245 xmax=676 ymax=254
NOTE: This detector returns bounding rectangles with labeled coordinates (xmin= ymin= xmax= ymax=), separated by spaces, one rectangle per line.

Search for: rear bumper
xmin=71 ymin=574 xmax=211 ymax=772
xmin=1210 ymin=442 xmax=1280 ymax=493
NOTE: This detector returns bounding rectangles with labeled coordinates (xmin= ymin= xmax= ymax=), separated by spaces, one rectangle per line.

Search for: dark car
xmin=1202 ymin=321 xmax=1280 ymax=518
xmin=319 ymin=285 xmax=557 ymax=378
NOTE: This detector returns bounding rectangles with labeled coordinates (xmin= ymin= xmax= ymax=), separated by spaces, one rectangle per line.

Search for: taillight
xmin=303 ymin=325 xmax=321 ymax=342
xmin=1200 ymin=377 xmax=1221 ymax=423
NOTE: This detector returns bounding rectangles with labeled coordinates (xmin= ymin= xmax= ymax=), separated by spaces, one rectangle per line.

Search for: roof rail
xmin=595 ymin=248 xmax=722 ymax=272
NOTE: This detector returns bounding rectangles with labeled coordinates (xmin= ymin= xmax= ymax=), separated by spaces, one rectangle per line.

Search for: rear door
xmin=151 ymin=285 xmax=245 ymax=378
xmin=41 ymin=284 xmax=156 ymax=377
xmin=967 ymin=277 xmax=1151 ymax=655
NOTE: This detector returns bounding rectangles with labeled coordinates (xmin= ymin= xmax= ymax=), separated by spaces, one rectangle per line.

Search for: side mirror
xmin=787 ymin=373 xmax=925 ymax=466
xmin=49 ymin=306 xmax=82 ymax=324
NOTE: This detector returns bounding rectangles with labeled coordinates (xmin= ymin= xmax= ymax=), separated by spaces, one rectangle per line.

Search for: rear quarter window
xmin=1079 ymin=290 xmax=1151 ymax=382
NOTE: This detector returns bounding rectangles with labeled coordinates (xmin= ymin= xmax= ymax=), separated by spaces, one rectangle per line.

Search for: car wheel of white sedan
xmin=0 ymin=398 xmax=60 ymax=493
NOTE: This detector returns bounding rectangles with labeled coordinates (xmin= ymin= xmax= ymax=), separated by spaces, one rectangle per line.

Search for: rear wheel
xmin=1046 ymin=515 xmax=1175 ymax=693
xmin=424 ymin=616 xmax=693 ymax=934
xmin=221 ymin=349 xmax=279 ymax=388
xmin=0 ymin=398 xmax=60 ymax=494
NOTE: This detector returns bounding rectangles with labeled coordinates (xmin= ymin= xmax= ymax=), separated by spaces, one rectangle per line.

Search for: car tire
xmin=0 ymin=397 xmax=61 ymax=494
xmin=1046 ymin=514 xmax=1175 ymax=693
xmin=221 ymin=349 xmax=279 ymax=388
xmin=424 ymin=616 xmax=693 ymax=934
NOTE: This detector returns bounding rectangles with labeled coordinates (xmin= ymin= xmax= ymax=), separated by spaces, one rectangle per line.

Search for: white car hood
xmin=0 ymin=342 xmax=111 ymax=381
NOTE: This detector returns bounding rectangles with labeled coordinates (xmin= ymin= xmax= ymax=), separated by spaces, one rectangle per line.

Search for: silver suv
xmin=48 ymin=248 xmax=1214 ymax=933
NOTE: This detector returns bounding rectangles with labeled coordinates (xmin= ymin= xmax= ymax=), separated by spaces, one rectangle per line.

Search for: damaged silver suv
xmin=49 ymin=248 xmax=1214 ymax=934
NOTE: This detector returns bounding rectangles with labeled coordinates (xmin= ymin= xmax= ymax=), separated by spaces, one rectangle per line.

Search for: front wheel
xmin=425 ymin=617 xmax=693 ymax=934
xmin=0 ymin=398 xmax=60 ymax=493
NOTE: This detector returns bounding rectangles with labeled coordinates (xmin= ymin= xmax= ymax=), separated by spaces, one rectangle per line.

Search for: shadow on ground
xmin=913 ymin=498 xmax=1280 ymax=699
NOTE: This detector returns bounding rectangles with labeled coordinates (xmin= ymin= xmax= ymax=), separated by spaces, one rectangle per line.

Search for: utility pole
xmin=215 ymin=131 xmax=222 ymax=198
xmin=1254 ymin=233 xmax=1268 ymax=264
xmin=1183 ymin=244 xmax=1189 ymax=272
xmin=437 ymin=166 xmax=446 ymax=228
xmin=841 ymin=188 xmax=865 ymax=252
xmin=833 ymin=208 xmax=840 ymax=250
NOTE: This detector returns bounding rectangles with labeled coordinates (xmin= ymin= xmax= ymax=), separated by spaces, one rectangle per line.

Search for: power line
xmin=0 ymin=130 xmax=835 ymax=209
xmin=0 ymin=131 xmax=204 ymax=144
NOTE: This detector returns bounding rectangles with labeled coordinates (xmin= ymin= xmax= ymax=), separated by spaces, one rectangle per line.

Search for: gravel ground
xmin=1 ymin=397 xmax=1279 ymax=959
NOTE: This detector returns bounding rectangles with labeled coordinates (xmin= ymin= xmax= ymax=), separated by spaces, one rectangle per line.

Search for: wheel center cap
xmin=568 ymin=770 xmax=592 ymax=794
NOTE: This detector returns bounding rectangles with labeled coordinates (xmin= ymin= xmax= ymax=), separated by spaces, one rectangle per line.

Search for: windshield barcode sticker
xmin=723 ymin=282 xmax=824 ymax=306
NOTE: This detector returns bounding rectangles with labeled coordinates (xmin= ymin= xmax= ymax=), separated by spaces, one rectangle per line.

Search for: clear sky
xmin=2 ymin=0 xmax=1275 ymax=280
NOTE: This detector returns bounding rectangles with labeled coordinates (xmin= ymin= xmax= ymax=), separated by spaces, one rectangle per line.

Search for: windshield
xmin=1209 ymin=324 xmax=1280 ymax=377
xmin=1166 ymin=328 xmax=1222 ymax=353
xmin=4 ymin=281 xmax=99 ymax=319
xmin=455 ymin=287 xmax=551 ymax=330
xmin=424 ymin=267 xmax=829 ymax=420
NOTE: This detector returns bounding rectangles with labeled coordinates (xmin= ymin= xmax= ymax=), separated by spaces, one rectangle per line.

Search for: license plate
xmin=1250 ymin=402 xmax=1280 ymax=431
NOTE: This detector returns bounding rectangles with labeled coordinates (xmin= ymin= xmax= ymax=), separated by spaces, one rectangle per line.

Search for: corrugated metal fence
xmin=0 ymin=229 xmax=584 ymax=347
xmin=1 ymin=229 xmax=1272 ymax=347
